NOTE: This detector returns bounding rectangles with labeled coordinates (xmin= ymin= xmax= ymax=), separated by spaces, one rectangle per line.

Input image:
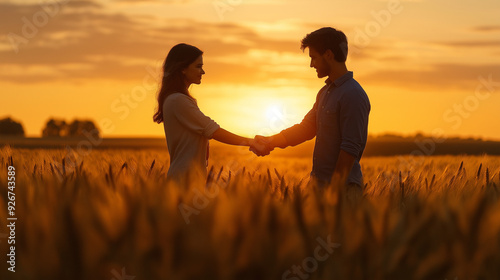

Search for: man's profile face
xmin=308 ymin=47 xmax=330 ymax=78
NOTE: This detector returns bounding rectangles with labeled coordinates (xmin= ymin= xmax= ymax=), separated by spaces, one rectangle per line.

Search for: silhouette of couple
xmin=154 ymin=27 xmax=370 ymax=191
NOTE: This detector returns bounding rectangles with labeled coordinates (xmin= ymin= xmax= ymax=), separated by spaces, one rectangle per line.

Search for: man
xmin=252 ymin=27 xmax=370 ymax=191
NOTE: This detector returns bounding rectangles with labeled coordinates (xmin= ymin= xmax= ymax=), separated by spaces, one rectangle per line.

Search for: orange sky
xmin=1 ymin=0 xmax=500 ymax=140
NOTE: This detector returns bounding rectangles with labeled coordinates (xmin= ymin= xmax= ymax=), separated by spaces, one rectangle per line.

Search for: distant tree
xmin=42 ymin=118 xmax=68 ymax=137
xmin=67 ymin=119 xmax=100 ymax=138
xmin=42 ymin=118 xmax=100 ymax=138
xmin=414 ymin=132 xmax=425 ymax=139
xmin=0 ymin=117 xmax=25 ymax=136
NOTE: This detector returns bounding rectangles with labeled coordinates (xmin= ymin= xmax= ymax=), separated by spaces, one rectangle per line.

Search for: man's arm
xmin=335 ymin=88 xmax=370 ymax=185
xmin=255 ymin=99 xmax=319 ymax=151
xmin=330 ymin=149 xmax=356 ymax=186
xmin=278 ymin=103 xmax=317 ymax=147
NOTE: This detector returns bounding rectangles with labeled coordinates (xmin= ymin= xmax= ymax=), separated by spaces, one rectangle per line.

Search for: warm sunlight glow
xmin=195 ymin=84 xmax=312 ymax=137
xmin=265 ymin=104 xmax=291 ymax=132
xmin=266 ymin=105 xmax=282 ymax=121
xmin=1 ymin=0 xmax=499 ymax=139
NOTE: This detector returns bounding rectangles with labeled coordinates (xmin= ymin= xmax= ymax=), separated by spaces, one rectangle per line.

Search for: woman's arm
xmin=212 ymin=128 xmax=271 ymax=156
xmin=211 ymin=128 xmax=252 ymax=146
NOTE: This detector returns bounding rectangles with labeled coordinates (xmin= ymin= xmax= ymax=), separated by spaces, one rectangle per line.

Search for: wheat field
xmin=1 ymin=146 xmax=500 ymax=280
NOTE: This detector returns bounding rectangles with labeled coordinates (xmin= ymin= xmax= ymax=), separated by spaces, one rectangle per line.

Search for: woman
xmin=153 ymin=43 xmax=267 ymax=184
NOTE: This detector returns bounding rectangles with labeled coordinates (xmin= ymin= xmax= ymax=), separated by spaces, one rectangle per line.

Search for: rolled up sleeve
xmin=339 ymin=90 xmax=370 ymax=158
xmin=170 ymin=94 xmax=220 ymax=138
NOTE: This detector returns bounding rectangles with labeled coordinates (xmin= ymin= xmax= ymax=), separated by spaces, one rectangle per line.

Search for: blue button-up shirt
xmin=280 ymin=71 xmax=370 ymax=186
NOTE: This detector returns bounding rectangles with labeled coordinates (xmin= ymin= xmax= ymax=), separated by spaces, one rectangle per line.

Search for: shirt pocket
xmin=322 ymin=104 xmax=339 ymax=128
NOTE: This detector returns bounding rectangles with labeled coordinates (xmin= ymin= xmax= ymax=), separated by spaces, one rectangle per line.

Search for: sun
xmin=262 ymin=103 xmax=298 ymax=134
xmin=265 ymin=105 xmax=283 ymax=123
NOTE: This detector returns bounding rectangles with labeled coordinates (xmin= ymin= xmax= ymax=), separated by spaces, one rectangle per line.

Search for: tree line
xmin=0 ymin=117 xmax=100 ymax=138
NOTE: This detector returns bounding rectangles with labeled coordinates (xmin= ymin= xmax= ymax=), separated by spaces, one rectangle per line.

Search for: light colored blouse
xmin=162 ymin=93 xmax=220 ymax=183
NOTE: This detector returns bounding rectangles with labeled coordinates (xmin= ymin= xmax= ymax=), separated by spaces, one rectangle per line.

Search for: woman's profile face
xmin=183 ymin=55 xmax=205 ymax=86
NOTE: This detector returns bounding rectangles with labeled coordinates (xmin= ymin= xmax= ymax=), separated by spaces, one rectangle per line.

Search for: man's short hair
xmin=301 ymin=27 xmax=348 ymax=63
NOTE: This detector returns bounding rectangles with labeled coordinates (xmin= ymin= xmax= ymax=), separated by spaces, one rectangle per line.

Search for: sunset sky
xmin=1 ymin=0 xmax=500 ymax=140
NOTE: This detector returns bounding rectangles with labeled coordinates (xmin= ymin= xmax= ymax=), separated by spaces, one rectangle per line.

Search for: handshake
xmin=248 ymin=134 xmax=287 ymax=157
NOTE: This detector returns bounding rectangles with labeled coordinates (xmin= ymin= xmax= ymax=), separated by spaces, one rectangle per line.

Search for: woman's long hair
xmin=153 ymin=43 xmax=203 ymax=124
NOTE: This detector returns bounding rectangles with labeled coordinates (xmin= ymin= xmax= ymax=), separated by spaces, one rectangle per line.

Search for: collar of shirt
xmin=324 ymin=71 xmax=354 ymax=88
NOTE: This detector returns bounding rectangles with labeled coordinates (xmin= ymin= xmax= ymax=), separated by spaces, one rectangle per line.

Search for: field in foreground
xmin=0 ymin=146 xmax=500 ymax=280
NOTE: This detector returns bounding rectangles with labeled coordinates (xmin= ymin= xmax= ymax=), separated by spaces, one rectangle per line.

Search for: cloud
xmin=0 ymin=1 xmax=302 ymax=84
xmin=7 ymin=0 xmax=495 ymax=92
xmin=432 ymin=40 xmax=500 ymax=48
xmin=112 ymin=0 xmax=192 ymax=3
xmin=472 ymin=25 xmax=500 ymax=32
xmin=360 ymin=63 xmax=500 ymax=91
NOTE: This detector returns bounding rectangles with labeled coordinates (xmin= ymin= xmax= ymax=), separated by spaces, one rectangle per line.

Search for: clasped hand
xmin=249 ymin=135 xmax=274 ymax=156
